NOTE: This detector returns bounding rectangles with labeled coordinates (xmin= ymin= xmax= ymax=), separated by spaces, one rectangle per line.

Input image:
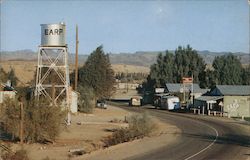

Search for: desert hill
xmin=1 ymin=50 xmax=249 ymax=67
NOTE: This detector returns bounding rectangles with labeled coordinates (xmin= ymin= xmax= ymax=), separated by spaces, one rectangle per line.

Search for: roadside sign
xmin=182 ymin=77 xmax=193 ymax=83
xmin=155 ymin=88 xmax=165 ymax=93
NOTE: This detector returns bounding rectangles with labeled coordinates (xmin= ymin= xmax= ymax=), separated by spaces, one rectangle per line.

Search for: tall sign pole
xmin=191 ymin=74 xmax=194 ymax=107
xmin=75 ymin=25 xmax=79 ymax=91
xmin=20 ymin=102 xmax=24 ymax=145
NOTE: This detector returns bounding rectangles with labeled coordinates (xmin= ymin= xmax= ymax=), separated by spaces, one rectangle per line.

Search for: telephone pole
xmin=75 ymin=24 xmax=79 ymax=91
xmin=20 ymin=102 xmax=24 ymax=145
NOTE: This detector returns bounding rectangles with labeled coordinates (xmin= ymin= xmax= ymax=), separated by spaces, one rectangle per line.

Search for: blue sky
xmin=0 ymin=0 xmax=249 ymax=54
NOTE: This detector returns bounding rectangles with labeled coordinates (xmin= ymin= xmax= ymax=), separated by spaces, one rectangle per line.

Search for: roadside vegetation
xmin=142 ymin=45 xmax=250 ymax=93
xmin=0 ymin=97 xmax=66 ymax=143
xmin=71 ymin=45 xmax=116 ymax=113
xmin=0 ymin=67 xmax=18 ymax=87
xmin=78 ymin=85 xmax=95 ymax=113
xmin=103 ymin=112 xmax=156 ymax=147
xmin=1 ymin=148 xmax=29 ymax=160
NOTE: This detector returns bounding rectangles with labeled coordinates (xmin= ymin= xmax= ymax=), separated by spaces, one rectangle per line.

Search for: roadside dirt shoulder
xmin=9 ymin=105 xmax=181 ymax=160
xmin=73 ymin=115 xmax=181 ymax=160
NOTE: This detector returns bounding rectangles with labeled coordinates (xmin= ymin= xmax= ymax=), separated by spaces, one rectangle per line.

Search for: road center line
xmin=184 ymin=123 xmax=219 ymax=160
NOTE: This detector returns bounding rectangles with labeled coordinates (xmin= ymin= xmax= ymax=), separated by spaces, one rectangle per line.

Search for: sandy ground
xmin=111 ymin=89 xmax=139 ymax=99
xmin=73 ymin=118 xmax=180 ymax=160
xmin=7 ymin=105 xmax=180 ymax=160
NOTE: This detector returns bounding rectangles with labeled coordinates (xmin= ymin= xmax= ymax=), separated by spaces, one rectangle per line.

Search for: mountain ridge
xmin=0 ymin=50 xmax=249 ymax=67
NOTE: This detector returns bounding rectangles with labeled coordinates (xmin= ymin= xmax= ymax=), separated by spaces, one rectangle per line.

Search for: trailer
xmin=160 ymin=96 xmax=180 ymax=110
xmin=129 ymin=96 xmax=142 ymax=106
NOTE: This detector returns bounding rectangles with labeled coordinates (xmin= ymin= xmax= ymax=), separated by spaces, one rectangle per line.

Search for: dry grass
xmin=0 ymin=60 xmax=149 ymax=86
xmin=103 ymin=112 xmax=156 ymax=147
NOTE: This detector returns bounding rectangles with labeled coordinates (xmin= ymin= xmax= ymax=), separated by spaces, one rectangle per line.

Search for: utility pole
xmin=75 ymin=24 xmax=79 ymax=91
xmin=191 ymin=73 xmax=194 ymax=107
xmin=20 ymin=102 xmax=24 ymax=145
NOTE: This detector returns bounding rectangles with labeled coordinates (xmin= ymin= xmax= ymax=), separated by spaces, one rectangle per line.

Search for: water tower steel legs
xmin=35 ymin=46 xmax=71 ymax=124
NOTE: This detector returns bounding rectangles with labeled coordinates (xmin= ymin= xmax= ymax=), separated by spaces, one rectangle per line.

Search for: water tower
xmin=35 ymin=22 xmax=71 ymax=124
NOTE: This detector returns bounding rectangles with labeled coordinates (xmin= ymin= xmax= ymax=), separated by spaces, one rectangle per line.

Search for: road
xmin=122 ymin=105 xmax=250 ymax=160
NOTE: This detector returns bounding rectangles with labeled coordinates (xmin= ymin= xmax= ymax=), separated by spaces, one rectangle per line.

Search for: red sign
xmin=182 ymin=77 xmax=193 ymax=83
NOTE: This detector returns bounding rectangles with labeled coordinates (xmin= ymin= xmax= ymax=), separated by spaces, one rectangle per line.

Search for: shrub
xmin=1 ymin=98 xmax=66 ymax=143
xmin=103 ymin=112 xmax=155 ymax=147
xmin=24 ymin=99 xmax=66 ymax=143
xmin=1 ymin=98 xmax=20 ymax=140
xmin=128 ymin=112 xmax=155 ymax=137
xmin=1 ymin=149 xmax=29 ymax=160
xmin=78 ymin=86 xmax=95 ymax=113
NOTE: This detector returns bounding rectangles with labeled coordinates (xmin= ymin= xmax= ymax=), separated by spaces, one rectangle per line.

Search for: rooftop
xmin=210 ymin=85 xmax=250 ymax=96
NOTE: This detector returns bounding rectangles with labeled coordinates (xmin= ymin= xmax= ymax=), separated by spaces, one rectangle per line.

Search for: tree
xmin=78 ymin=46 xmax=116 ymax=100
xmin=173 ymin=45 xmax=206 ymax=84
xmin=7 ymin=68 xmax=18 ymax=87
xmin=199 ymin=69 xmax=216 ymax=89
xmin=242 ymin=64 xmax=250 ymax=85
xmin=149 ymin=51 xmax=174 ymax=88
xmin=0 ymin=67 xmax=8 ymax=83
xmin=144 ymin=45 xmax=206 ymax=92
xmin=213 ymin=54 xmax=242 ymax=85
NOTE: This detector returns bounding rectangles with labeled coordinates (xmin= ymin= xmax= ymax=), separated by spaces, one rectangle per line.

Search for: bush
xmin=1 ymin=149 xmax=29 ymax=160
xmin=25 ymin=99 xmax=66 ymax=143
xmin=127 ymin=112 xmax=155 ymax=137
xmin=103 ymin=112 xmax=155 ymax=147
xmin=1 ymin=98 xmax=20 ymax=140
xmin=1 ymin=98 xmax=66 ymax=143
xmin=78 ymin=86 xmax=95 ymax=113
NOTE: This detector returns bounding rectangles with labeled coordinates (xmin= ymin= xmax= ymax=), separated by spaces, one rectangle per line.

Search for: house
xmin=0 ymin=82 xmax=16 ymax=104
xmin=194 ymin=85 xmax=250 ymax=117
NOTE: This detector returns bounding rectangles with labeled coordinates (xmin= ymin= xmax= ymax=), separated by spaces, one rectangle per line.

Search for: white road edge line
xmin=184 ymin=123 xmax=219 ymax=160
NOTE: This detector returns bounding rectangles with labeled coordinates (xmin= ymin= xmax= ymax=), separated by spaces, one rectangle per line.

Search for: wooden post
xmin=20 ymin=102 xmax=24 ymax=144
xmin=202 ymin=106 xmax=205 ymax=115
xmin=52 ymin=83 xmax=55 ymax=105
xmin=75 ymin=24 xmax=79 ymax=91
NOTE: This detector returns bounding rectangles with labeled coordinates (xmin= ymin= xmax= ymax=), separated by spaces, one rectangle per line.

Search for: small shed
xmin=70 ymin=91 xmax=79 ymax=113
xmin=0 ymin=91 xmax=16 ymax=103
xmin=0 ymin=83 xmax=16 ymax=103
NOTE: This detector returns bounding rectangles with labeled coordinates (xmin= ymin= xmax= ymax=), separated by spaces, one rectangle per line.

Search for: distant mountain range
xmin=0 ymin=49 xmax=249 ymax=67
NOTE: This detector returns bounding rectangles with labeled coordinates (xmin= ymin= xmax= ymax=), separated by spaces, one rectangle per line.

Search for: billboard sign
xmin=182 ymin=77 xmax=193 ymax=84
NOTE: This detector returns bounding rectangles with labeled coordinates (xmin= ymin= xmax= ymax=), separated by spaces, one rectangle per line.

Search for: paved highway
xmin=122 ymin=106 xmax=250 ymax=160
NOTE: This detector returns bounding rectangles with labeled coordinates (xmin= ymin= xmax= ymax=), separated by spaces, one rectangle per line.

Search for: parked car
xmin=96 ymin=100 xmax=107 ymax=109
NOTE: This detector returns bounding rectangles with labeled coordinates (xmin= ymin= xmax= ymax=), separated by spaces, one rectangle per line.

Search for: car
xmin=96 ymin=100 xmax=107 ymax=109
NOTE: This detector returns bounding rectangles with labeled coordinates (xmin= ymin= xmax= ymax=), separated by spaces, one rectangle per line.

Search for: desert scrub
xmin=1 ymin=149 xmax=29 ymax=160
xmin=103 ymin=112 xmax=156 ymax=147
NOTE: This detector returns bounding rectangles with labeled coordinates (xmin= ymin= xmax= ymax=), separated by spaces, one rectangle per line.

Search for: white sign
xmin=227 ymin=99 xmax=239 ymax=112
xmin=155 ymin=88 xmax=165 ymax=93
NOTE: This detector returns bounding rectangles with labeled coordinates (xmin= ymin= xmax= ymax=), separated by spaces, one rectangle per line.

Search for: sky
xmin=0 ymin=0 xmax=249 ymax=54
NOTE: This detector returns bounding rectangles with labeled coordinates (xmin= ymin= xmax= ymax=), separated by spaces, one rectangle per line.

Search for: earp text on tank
xmin=45 ymin=28 xmax=63 ymax=35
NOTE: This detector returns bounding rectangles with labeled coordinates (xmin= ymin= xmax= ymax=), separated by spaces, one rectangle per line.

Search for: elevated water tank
xmin=41 ymin=22 xmax=66 ymax=46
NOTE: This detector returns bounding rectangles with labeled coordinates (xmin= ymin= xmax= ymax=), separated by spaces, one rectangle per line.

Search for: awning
xmin=195 ymin=96 xmax=223 ymax=103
